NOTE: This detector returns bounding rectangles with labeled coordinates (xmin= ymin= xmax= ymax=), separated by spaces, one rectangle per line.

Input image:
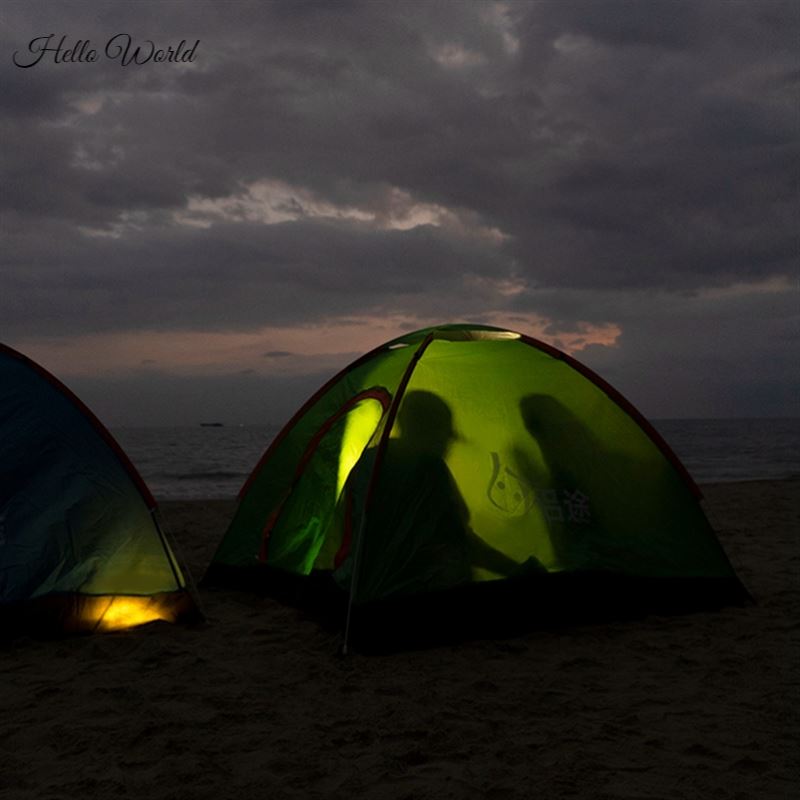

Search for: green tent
xmin=0 ymin=343 xmax=198 ymax=635
xmin=205 ymin=324 xmax=747 ymax=646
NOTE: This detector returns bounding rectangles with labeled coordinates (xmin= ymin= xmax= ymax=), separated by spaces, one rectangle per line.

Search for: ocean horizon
xmin=111 ymin=417 xmax=800 ymax=501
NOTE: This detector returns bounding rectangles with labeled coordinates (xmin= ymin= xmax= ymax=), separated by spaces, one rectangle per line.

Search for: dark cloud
xmin=0 ymin=217 xmax=512 ymax=336
xmin=2 ymin=0 xmax=798 ymax=418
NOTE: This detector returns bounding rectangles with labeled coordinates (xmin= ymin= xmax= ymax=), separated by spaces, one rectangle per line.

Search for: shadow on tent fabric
xmin=514 ymin=393 xmax=675 ymax=573
xmin=338 ymin=390 xmax=524 ymax=604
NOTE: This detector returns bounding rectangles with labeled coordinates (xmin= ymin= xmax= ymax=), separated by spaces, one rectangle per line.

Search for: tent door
xmin=258 ymin=388 xmax=391 ymax=573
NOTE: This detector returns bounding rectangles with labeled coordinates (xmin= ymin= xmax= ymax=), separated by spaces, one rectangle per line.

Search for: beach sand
xmin=1 ymin=479 xmax=797 ymax=799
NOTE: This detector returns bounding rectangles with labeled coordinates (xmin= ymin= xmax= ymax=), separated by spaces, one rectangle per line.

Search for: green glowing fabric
xmin=210 ymin=325 xmax=743 ymax=608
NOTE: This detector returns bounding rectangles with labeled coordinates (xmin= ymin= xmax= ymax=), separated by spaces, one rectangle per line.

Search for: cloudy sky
xmin=2 ymin=1 xmax=797 ymax=425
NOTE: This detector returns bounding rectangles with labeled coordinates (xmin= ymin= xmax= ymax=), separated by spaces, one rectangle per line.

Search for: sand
xmin=1 ymin=479 xmax=797 ymax=799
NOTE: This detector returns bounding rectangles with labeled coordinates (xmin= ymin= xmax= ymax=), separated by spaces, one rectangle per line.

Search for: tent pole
xmin=151 ymin=507 xmax=206 ymax=619
xmin=150 ymin=507 xmax=184 ymax=592
xmin=341 ymin=512 xmax=369 ymax=656
xmin=341 ymin=332 xmax=436 ymax=654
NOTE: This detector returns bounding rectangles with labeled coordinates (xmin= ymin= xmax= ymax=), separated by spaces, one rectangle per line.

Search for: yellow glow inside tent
xmin=90 ymin=595 xmax=176 ymax=631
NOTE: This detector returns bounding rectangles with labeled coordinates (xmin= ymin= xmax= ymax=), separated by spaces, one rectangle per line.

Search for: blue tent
xmin=0 ymin=344 xmax=197 ymax=634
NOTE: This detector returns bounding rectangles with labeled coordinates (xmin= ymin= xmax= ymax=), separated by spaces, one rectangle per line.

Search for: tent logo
xmin=487 ymin=452 xmax=533 ymax=516
xmin=487 ymin=452 xmax=592 ymax=524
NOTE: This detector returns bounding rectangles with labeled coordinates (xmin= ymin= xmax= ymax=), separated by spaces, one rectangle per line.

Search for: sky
xmin=2 ymin=0 xmax=798 ymax=425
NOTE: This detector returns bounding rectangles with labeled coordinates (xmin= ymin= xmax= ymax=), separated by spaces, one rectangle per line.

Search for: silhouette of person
xmin=515 ymin=394 xmax=598 ymax=568
xmin=517 ymin=394 xmax=739 ymax=581
xmin=517 ymin=394 xmax=640 ymax=571
xmin=338 ymin=390 xmax=523 ymax=602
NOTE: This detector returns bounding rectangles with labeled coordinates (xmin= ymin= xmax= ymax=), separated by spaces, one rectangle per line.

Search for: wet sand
xmin=1 ymin=479 xmax=797 ymax=799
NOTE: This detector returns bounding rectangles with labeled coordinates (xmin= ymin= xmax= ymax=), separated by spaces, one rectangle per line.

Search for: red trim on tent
xmin=515 ymin=334 xmax=703 ymax=499
xmin=0 ymin=343 xmax=158 ymax=510
xmin=257 ymin=490 xmax=290 ymax=563
xmin=292 ymin=388 xmax=391 ymax=479
xmin=257 ymin=387 xmax=391 ymax=562
xmin=334 ymin=488 xmax=354 ymax=569
xmin=237 ymin=340 xmax=405 ymax=500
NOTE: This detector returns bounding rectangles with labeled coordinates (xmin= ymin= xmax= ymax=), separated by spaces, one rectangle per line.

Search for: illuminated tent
xmin=0 ymin=344 xmax=197 ymax=635
xmin=205 ymin=324 xmax=748 ymax=647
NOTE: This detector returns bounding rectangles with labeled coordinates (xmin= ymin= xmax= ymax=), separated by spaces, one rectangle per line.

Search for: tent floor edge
xmin=200 ymin=565 xmax=751 ymax=653
xmin=346 ymin=572 xmax=753 ymax=653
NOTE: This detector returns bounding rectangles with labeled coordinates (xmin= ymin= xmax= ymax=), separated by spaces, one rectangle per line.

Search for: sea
xmin=112 ymin=418 xmax=800 ymax=501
